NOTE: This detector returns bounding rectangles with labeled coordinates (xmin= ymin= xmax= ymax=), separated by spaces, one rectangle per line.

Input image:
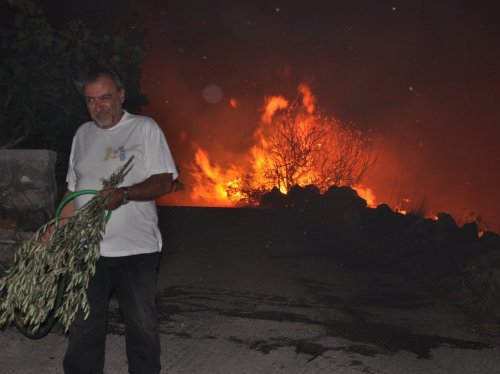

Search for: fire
xmin=298 ymin=83 xmax=316 ymax=113
xmin=261 ymin=96 xmax=288 ymax=124
xmin=187 ymin=84 xmax=376 ymax=207
xmin=354 ymin=186 xmax=376 ymax=207
xmin=188 ymin=144 xmax=243 ymax=206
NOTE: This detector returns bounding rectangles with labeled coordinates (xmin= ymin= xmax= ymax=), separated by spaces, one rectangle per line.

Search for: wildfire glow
xmin=261 ymin=96 xmax=288 ymax=124
xmin=187 ymin=84 xmax=376 ymax=207
xmin=354 ymin=186 xmax=376 ymax=207
xmin=189 ymin=144 xmax=243 ymax=206
xmin=298 ymin=83 xmax=316 ymax=114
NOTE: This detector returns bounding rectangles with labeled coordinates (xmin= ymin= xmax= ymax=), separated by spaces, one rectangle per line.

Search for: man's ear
xmin=119 ymin=88 xmax=125 ymax=104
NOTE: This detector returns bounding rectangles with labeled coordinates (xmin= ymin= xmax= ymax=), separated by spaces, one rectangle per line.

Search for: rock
xmin=480 ymin=231 xmax=500 ymax=252
xmin=323 ymin=185 xmax=367 ymax=211
xmin=259 ymin=187 xmax=285 ymax=208
xmin=285 ymin=184 xmax=320 ymax=208
xmin=0 ymin=150 xmax=57 ymax=264
xmin=436 ymin=212 xmax=458 ymax=231
xmin=461 ymin=221 xmax=479 ymax=241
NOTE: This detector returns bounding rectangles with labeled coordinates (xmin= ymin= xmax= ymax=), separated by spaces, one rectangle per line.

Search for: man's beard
xmin=92 ymin=112 xmax=113 ymax=128
xmin=94 ymin=118 xmax=112 ymax=128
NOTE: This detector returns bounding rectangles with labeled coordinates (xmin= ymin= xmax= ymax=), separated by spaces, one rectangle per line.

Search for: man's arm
xmin=60 ymin=190 xmax=76 ymax=219
xmin=37 ymin=190 xmax=75 ymax=243
xmin=102 ymin=173 xmax=175 ymax=210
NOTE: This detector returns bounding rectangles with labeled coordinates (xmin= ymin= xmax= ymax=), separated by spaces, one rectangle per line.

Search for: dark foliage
xmin=0 ymin=0 xmax=148 ymax=188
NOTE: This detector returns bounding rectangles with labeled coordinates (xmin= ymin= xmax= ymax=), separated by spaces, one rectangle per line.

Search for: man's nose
xmin=93 ymin=100 xmax=104 ymax=111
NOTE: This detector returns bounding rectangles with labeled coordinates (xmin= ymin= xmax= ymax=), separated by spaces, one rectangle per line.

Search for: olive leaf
xmin=0 ymin=156 xmax=133 ymax=333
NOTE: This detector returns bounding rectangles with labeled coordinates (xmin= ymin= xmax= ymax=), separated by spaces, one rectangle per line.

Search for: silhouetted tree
xmin=262 ymin=100 xmax=374 ymax=192
xmin=228 ymin=87 xmax=376 ymax=206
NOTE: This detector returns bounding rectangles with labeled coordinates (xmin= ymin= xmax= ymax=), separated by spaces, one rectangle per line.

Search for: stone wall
xmin=0 ymin=149 xmax=57 ymax=265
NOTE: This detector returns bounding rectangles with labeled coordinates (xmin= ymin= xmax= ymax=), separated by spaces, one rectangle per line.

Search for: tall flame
xmin=189 ymin=144 xmax=244 ymax=206
xmin=188 ymin=84 xmax=376 ymax=207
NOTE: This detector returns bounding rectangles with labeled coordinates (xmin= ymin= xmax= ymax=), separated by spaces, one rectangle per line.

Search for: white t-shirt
xmin=66 ymin=111 xmax=178 ymax=257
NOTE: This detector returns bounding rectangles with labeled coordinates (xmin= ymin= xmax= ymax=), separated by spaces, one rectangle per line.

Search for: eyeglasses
xmin=84 ymin=92 xmax=120 ymax=105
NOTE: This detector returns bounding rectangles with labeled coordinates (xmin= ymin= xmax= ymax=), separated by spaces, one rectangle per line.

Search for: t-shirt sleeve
xmin=144 ymin=120 xmax=179 ymax=180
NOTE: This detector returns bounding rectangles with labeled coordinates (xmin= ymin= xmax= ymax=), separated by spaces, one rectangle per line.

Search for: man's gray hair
xmin=75 ymin=67 xmax=124 ymax=95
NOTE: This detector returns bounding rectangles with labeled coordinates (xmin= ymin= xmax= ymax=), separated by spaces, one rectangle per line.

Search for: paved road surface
xmin=1 ymin=207 xmax=498 ymax=373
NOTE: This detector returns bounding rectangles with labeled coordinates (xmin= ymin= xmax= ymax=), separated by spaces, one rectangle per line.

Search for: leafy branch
xmin=0 ymin=157 xmax=134 ymax=333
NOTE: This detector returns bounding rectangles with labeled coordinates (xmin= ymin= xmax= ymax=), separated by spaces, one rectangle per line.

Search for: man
xmin=62 ymin=68 xmax=178 ymax=374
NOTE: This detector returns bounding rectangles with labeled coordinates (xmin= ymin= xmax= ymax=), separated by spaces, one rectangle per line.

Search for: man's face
xmin=83 ymin=75 xmax=125 ymax=129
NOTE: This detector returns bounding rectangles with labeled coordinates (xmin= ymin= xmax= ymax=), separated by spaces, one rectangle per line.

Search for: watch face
xmin=123 ymin=187 xmax=130 ymax=204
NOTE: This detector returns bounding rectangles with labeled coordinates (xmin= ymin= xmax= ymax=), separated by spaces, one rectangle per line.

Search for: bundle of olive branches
xmin=0 ymin=157 xmax=134 ymax=333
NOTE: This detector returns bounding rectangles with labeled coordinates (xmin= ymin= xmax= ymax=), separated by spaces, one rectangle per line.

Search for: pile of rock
xmin=0 ymin=150 xmax=57 ymax=266
xmin=259 ymin=184 xmax=500 ymax=324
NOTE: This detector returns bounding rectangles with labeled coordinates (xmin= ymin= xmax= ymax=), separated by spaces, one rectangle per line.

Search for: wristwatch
xmin=122 ymin=187 xmax=130 ymax=205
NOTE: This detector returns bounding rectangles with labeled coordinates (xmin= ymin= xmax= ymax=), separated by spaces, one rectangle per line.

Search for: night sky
xmin=44 ymin=0 xmax=500 ymax=231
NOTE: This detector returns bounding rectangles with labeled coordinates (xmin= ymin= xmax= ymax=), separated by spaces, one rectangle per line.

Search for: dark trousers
xmin=63 ymin=252 xmax=161 ymax=374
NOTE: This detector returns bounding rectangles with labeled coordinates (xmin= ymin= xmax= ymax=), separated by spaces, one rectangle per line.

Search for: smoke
xmin=362 ymin=78 xmax=500 ymax=231
xmin=134 ymin=1 xmax=500 ymax=231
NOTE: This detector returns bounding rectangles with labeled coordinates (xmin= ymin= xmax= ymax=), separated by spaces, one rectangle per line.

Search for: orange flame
xmin=354 ymin=186 xmax=376 ymax=207
xmin=188 ymin=144 xmax=244 ymax=206
xmin=261 ymin=96 xmax=288 ymax=124
xmin=188 ymin=84 xmax=376 ymax=207
xmin=298 ymin=83 xmax=316 ymax=114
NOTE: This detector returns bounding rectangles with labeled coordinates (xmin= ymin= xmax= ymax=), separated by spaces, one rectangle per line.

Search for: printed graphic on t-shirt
xmin=103 ymin=145 xmax=127 ymax=161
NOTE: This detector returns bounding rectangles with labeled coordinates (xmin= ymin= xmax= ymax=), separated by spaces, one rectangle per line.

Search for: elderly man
xmin=62 ymin=68 xmax=178 ymax=374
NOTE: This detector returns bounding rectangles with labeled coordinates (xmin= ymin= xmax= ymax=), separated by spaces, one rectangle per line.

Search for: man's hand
xmin=100 ymin=188 xmax=125 ymax=210
xmin=100 ymin=173 xmax=175 ymax=210
xmin=37 ymin=190 xmax=75 ymax=244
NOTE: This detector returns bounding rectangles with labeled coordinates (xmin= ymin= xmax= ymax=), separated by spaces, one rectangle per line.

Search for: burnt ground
xmin=1 ymin=205 xmax=499 ymax=373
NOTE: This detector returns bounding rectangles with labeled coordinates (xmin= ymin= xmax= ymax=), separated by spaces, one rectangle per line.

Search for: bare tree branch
xmin=228 ymin=93 xmax=378 ymax=205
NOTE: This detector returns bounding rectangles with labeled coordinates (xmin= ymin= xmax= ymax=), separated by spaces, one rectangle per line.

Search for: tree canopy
xmin=0 ymin=0 xmax=148 ymax=182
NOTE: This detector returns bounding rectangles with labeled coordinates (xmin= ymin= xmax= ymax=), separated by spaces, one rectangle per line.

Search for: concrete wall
xmin=0 ymin=149 xmax=57 ymax=265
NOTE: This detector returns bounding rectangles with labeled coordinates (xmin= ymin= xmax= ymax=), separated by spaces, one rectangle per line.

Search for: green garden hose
xmin=13 ymin=190 xmax=111 ymax=339
xmin=55 ymin=189 xmax=112 ymax=223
